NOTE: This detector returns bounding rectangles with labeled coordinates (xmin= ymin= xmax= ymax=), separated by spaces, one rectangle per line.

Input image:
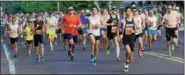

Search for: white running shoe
xmin=124 ymin=63 xmax=129 ymax=72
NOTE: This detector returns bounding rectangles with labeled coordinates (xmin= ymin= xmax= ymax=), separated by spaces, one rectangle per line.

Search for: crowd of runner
xmin=0 ymin=2 xmax=184 ymax=72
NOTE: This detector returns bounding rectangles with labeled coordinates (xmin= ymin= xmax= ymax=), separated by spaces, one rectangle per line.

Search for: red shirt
xmin=61 ymin=14 xmax=81 ymax=35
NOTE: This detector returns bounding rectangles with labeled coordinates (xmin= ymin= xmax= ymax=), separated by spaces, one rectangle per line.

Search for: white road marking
xmin=1 ymin=39 xmax=16 ymax=74
xmin=143 ymin=51 xmax=184 ymax=64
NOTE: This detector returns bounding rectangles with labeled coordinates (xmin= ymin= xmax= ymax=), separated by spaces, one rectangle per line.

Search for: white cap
xmin=86 ymin=10 xmax=90 ymax=13
xmin=176 ymin=7 xmax=179 ymax=10
xmin=132 ymin=4 xmax=136 ymax=7
xmin=68 ymin=7 xmax=74 ymax=10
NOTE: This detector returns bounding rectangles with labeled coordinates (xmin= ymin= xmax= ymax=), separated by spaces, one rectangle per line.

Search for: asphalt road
xmin=1 ymin=29 xmax=184 ymax=74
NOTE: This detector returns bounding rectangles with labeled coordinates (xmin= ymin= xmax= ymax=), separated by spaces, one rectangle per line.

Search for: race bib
xmin=35 ymin=30 xmax=42 ymax=34
xmin=111 ymin=27 xmax=117 ymax=33
xmin=125 ymin=27 xmax=134 ymax=35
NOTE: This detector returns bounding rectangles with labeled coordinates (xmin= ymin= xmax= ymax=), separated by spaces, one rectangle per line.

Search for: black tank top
xmin=107 ymin=14 xmax=119 ymax=25
xmin=34 ymin=20 xmax=44 ymax=30
xmin=107 ymin=14 xmax=119 ymax=34
xmin=123 ymin=18 xmax=135 ymax=35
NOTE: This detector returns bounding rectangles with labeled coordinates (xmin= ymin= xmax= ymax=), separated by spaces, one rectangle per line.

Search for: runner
xmin=139 ymin=8 xmax=148 ymax=47
xmin=24 ymin=20 xmax=34 ymax=56
xmin=118 ymin=6 xmax=137 ymax=72
xmin=146 ymin=9 xmax=158 ymax=51
xmin=33 ymin=15 xmax=45 ymax=63
xmin=46 ymin=13 xmax=58 ymax=54
xmin=133 ymin=8 xmax=143 ymax=57
xmin=100 ymin=8 xmax=109 ymax=51
xmin=87 ymin=7 xmax=105 ymax=66
xmin=57 ymin=12 xmax=64 ymax=44
xmin=156 ymin=7 xmax=163 ymax=39
xmin=118 ymin=9 xmax=125 ymax=46
xmin=161 ymin=3 xmax=179 ymax=56
xmin=175 ymin=6 xmax=183 ymax=48
xmin=7 ymin=17 xmax=20 ymax=58
xmin=106 ymin=7 xmax=121 ymax=62
xmin=61 ymin=7 xmax=81 ymax=61
xmin=19 ymin=16 xmax=27 ymax=46
xmin=79 ymin=9 xmax=88 ymax=50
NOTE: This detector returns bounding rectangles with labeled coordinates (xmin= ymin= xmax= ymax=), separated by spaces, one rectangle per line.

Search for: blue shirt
xmin=80 ymin=15 xmax=88 ymax=25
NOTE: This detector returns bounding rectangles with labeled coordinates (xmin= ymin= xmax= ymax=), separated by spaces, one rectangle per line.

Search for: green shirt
xmin=155 ymin=13 xmax=162 ymax=20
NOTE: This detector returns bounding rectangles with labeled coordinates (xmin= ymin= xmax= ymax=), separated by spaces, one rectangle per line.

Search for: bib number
xmin=111 ymin=27 xmax=117 ymax=33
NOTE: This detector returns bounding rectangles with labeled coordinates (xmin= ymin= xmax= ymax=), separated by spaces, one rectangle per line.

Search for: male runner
xmin=161 ymin=3 xmax=179 ymax=56
xmin=61 ymin=7 xmax=81 ymax=61
xmin=33 ymin=15 xmax=45 ymax=63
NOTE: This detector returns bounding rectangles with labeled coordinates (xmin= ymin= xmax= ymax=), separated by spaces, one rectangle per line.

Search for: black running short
xmin=63 ymin=33 xmax=68 ymax=39
xmin=107 ymin=32 xmax=116 ymax=40
xmin=10 ymin=37 xmax=18 ymax=44
xmin=122 ymin=33 xmax=136 ymax=51
xmin=26 ymin=40 xmax=33 ymax=44
xmin=34 ymin=34 xmax=43 ymax=46
xmin=165 ymin=27 xmax=177 ymax=41
xmin=135 ymin=33 xmax=143 ymax=40
xmin=88 ymin=33 xmax=101 ymax=40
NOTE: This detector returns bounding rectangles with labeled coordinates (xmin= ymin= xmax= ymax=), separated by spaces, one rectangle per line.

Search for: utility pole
xmin=57 ymin=1 xmax=60 ymax=12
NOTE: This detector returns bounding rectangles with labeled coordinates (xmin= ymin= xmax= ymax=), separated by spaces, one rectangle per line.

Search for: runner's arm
xmin=160 ymin=16 xmax=165 ymax=27
xmin=105 ymin=15 xmax=112 ymax=26
xmin=60 ymin=16 xmax=65 ymax=33
xmin=117 ymin=20 xmax=123 ymax=37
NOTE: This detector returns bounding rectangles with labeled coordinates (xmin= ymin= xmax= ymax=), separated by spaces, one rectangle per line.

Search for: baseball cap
xmin=176 ymin=7 xmax=179 ymax=10
xmin=68 ymin=7 xmax=74 ymax=11
xmin=112 ymin=6 xmax=117 ymax=10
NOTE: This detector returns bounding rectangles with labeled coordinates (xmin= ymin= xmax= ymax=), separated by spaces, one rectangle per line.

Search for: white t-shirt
xmin=147 ymin=15 xmax=157 ymax=30
xmin=46 ymin=16 xmax=58 ymax=32
xmin=9 ymin=23 xmax=19 ymax=38
xmin=87 ymin=16 xmax=101 ymax=36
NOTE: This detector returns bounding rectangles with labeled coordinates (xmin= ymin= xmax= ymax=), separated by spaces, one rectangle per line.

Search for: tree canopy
xmin=1 ymin=1 xmax=122 ymax=14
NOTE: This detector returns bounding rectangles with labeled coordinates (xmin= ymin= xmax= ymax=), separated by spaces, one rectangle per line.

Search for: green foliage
xmin=1 ymin=1 xmax=122 ymax=14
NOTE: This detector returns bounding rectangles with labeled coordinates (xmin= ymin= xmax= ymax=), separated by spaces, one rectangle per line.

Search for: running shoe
xmin=93 ymin=59 xmax=96 ymax=66
xmin=171 ymin=43 xmax=175 ymax=51
xmin=168 ymin=52 xmax=172 ymax=57
xmin=36 ymin=55 xmax=40 ymax=63
xmin=68 ymin=50 xmax=71 ymax=56
xmin=54 ymin=41 xmax=58 ymax=46
xmin=124 ymin=63 xmax=129 ymax=72
xmin=41 ymin=56 xmax=44 ymax=62
xmin=13 ymin=54 xmax=17 ymax=58
xmin=65 ymin=47 xmax=68 ymax=51
xmin=71 ymin=54 xmax=74 ymax=61
xmin=51 ymin=50 xmax=55 ymax=55
xmin=176 ymin=45 xmax=180 ymax=48
xmin=28 ymin=50 xmax=31 ymax=56
xmin=90 ymin=54 xmax=94 ymax=62
xmin=116 ymin=57 xmax=121 ymax=63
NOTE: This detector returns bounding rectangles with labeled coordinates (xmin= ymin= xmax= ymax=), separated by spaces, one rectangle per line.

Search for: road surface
xmin=1 ymin=29 xmax=184 ymax=74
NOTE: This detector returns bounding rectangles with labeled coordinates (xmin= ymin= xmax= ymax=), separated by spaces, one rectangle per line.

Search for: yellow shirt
xmin=24 ymin=25 xmax=33 ymax=40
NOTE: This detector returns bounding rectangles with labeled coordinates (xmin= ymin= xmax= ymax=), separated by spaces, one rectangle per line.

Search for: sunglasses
xmin=112 ymin=9 xmax=117 ymax=11
xmin=69 ymin=9 xmax=74 ymax=11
